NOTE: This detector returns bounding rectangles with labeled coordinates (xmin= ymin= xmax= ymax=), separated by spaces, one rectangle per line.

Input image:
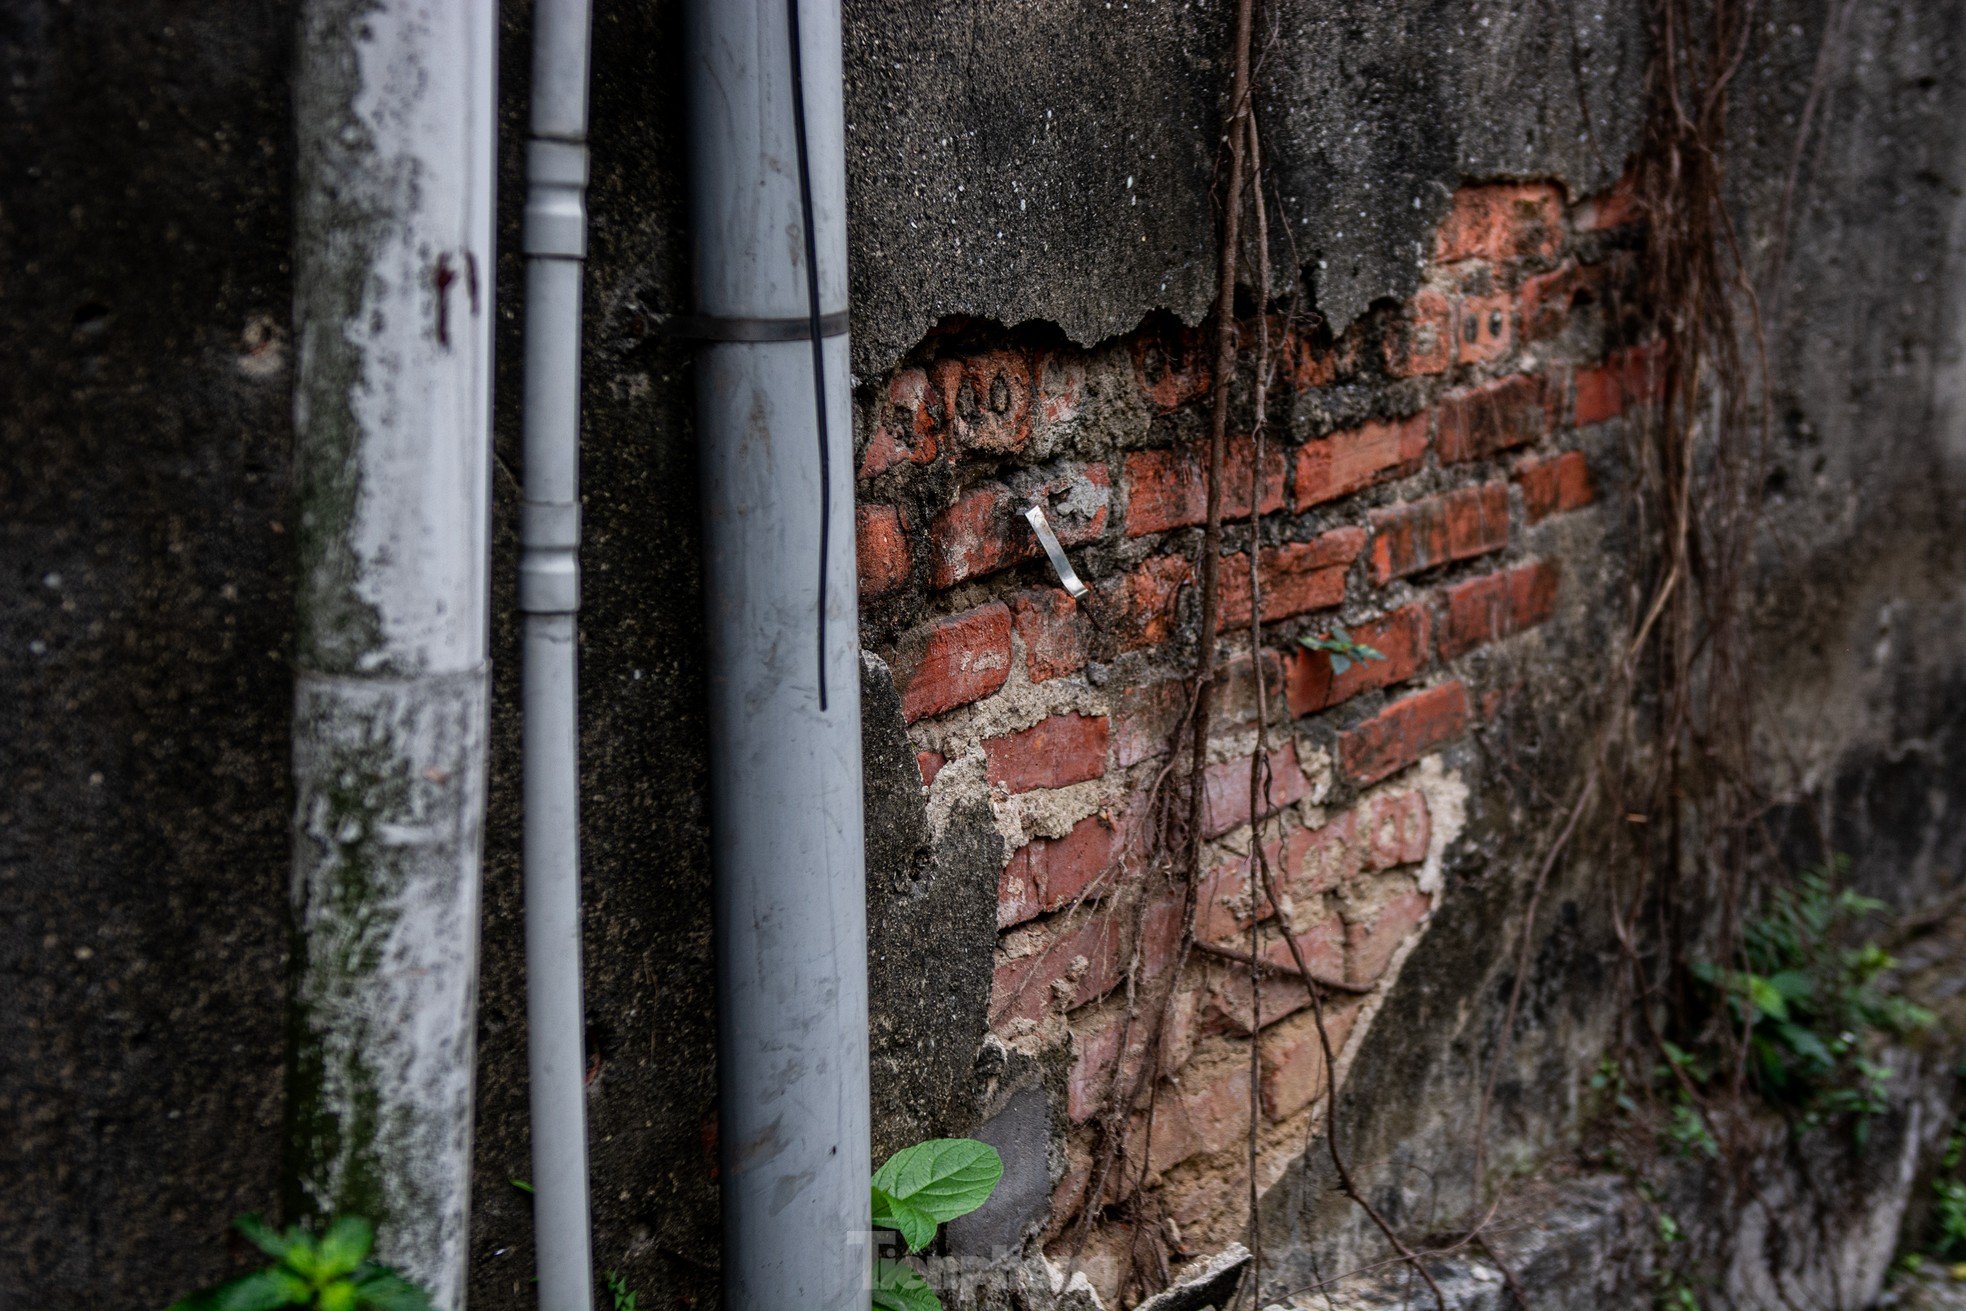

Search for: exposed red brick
xmin=999 ymin=813 xmax=1124 ymax=930
xmin=1207 ymin=915 xmax=1347 ymax=1034
xmin=1517 ymin=261 xmax=1605 ymax=341
xmin=1362 ymin=790 xmax=1431 ymax=869
xmin=1011 ymin=588 xmax=1089 ymax=682
xmin=983 ymin=713 xmax=1110 ymax=793
xmin=933 ymin=349 xmax=1034 ymax=457
xmin=1281 ymin=321 xmax=1343 ymax=390
xmin=856 ymin=504 xmax=911 ymax=598
xmin=1281 ymin=808 xmax=1364 ymax=901
xmin=858 ymin=367 xmax=946 ymax=479
xmin=1516 ymin=450 xmax=1595 ymax=523
xmin=1367 ymin=484 xmax=1510 ymax=583
xmin=1383 ymin=288 xmax=1455 ymax=377
xmin=1441 ymin=560 xmax=1561 ymax=659
xmin=1212 ymin=648 xmax=1286 ymax=729
xmin=1104 ymin=554 xmax=1192 ymax=651
xmin=1346 ymin=884 xmax=1433 ymax=984
xmin=1111 ymin=677 xmax=1185 ymax=769
xmin=1131 ymin=316 xmax=1214 ymax=411
xmin=1574 ymin=342 xmax=1667 ymax=425
xmin=1292 ymin=413 xmax=1429 ymax=509
xmin=1456 ymin=290 xmax=1514 ymax=364
xmin=895 ymin=603 xmax=1014 ymax=723
xmin=1437 ymin=373 xmax=1549 ymax=464
xmin=1036 ymin=350 xmax=1086 ymax=429
xmin=1435 ymin=183 xmax=1564 ymax=263
xmin=1259 ymin=1002 xmax=1364 ymax=1120
xmin=1066 ymin=989 xmax=1198 ymax=1122
xmin=1283 ymin=604 xmax=1432 ymax=717
xmin=1123 ymin=434 xmax=1286 ymax=536
xmin=1338 ymin=681 xmax=1473 ymax=784
xmin=916 ymin=750 xmax=945 ymax=791
xmin=927 ymin=464 xmax=1110 ymax=589
xmin=1200 ymin=741 xmax=1310 ymax=839
xmin=1146 ymin=1052 xmax=1253 ymax=1174
xmin=1194 ymin=838 xmax=1281 ymax=943
xmin=1219 ymin=529 xmax=1367 ymax=628
xmin=991 ymin=893 xmax=1183 ymax=1026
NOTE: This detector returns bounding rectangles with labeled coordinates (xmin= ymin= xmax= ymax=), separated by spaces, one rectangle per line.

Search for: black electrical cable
xmin=784 ymin=0 xmax=831 ymax=712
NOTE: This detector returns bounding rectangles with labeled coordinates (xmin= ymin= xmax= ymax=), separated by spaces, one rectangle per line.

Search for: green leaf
xmin=1766 ymin=969 xmax=1815 ymax=1004
xmin=871 ymin=1139 xmax=1005 ymax=1230
xmin=316 ymin=1217 xmax=375 ymax=1277
xmin=232 ymin=1215 xmax=294 ymax=1263
xmin=509 ymin=1178 xmax=535 ymax=1195
xmin=871 ymin=1185 xmax=937 ymax=1254
xmin=1329 ymin=654 xmax=1351 ymax=676
xmin=1356 ymin=644 xmax=1384 ymax=661
xmin=167 ymin=1268 xmax=311 ymax=1311
xmin=350 ymin=1266 xmax=436 ymax=1311
xmin=1745 ymin=974 xmax=1789 ymax=1022
xmin=872 ymin=1259 xmax=941 ymax=1311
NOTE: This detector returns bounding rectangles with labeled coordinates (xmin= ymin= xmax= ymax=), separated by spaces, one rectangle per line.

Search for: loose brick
xmin=1346 ymin=883 xmax=1433 ymax=984
xmin=1123 ymin=434 xmax=1286 ymax=537
xmin=934 ymin=349 xmax=1034 ymax=456
xmin=1104 ymin=554 xmax=1192 ymax=651
xmin=1259 ymin=1002 xmax=1363 ymax=1120
xmin=1383 ymin=288 xmax=1455 ymax=377
xmin=1437 ymin=373 xmax=1549 ymax=464
xmin=1575 ymin=173 xmax=1640 ymax=232
xmin=927 ymin=464 xmax=1110 ymax=589
xmin=1338 ymin=681 xmax=1472 ymax=784
xmin=1518 ymin=261 xmax=1604 ymax=341
xmin=984 ymin=713 xmax=1110 ymax=792
xmin=895 ymin=603 xmax=1014 ymax=723
xmin=991 ymin=893 xmax=1183 ymax=1026
xmin=1292 ymin=412 xmax=1429 ymax=509
xmin=1131 ymin=316 xmax=1214 ymax=411
xmin=858 ymin=367 xmax=946 ymax=479
xmin=916 ymin=750 xmax=945 ymax=791
xmin=1367 ymin=484 xmax=1510 ymax=583
xmin=1574 ymin=342 xmax=1667 ymax=425
xmin=1219 ymin=528 xmax=1367 ymax=628
xmin=1362 ymin=790 xmax=1431 ymax=869
xmin=1011 ymin=587 xmax=1089 ymax=682
xmin=1456 ymin=290 xmax=1513 ymax=365
xmin=1283 ymin=604 xmax=1431 ymax=717
xmin=1435 ymin=183 xmax=1564 ymax=263
xmin=1516 ymin=451 xmax=1595 ymax=523
xmin=1200 ymin=741 xmax=1311 ymax=839
xmin=999 ymin=813 xmax=1124 ymax=929
xmin=1441 ymin=560 xmax=1560 ymax=659
xmin=856 ymin=504 xmax=911 ymax=598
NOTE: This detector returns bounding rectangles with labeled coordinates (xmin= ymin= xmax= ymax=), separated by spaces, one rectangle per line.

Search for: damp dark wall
xmin=0 ymin=6 xmax=298 ymax=1304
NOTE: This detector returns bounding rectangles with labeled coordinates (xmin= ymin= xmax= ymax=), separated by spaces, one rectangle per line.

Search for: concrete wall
xmin=3 ymin=0 xmax=1964 ymax=1308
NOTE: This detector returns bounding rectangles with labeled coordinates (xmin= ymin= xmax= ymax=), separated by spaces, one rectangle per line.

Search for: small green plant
xmin=869 ymin=1138 xmax=1004 ymax=1311
xmin=605 ymin=1270 xmax=639 ymax=1311
xmin=1298 ymin=625 xmax=1385 ymax=676
xmin=1684 ymin=859 xmax=1930 ymax=1132
xmin=163 ymin=1216 xmax=433 ymax=1311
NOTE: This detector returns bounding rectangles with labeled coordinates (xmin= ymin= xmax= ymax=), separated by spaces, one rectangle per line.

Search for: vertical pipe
xmin=518 ymin=1 xmax=596 ymax=1308
xmin=684 ymin=3 xmax=871 ymax=1309
xmin=287 ymin=2 xmax=496 ymax=1305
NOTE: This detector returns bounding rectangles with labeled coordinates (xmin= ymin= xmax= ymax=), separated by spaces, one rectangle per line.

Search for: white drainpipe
xmin=684 ymin=1 xmax=873 ymax=1307
xmin=288 ymin=2 xmax=496 ymax=1305
xmin=517 ymin=0 xmax=598 ymax=1308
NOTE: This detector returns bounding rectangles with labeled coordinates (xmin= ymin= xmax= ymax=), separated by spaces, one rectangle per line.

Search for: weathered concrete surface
xmin=0 ymin=6 xmax=297 ymax=1304
xmin=842 ymin=0 xmax=1642 ymax=369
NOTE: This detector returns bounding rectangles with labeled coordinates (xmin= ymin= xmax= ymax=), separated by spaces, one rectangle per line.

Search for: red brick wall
xmin=856 ymin=178 xmax=1648 ymax=1279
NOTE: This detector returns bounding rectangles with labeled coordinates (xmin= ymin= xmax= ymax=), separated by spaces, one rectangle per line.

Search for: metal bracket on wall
xmin=1024 ymin=503 xmax=1090 ymax=600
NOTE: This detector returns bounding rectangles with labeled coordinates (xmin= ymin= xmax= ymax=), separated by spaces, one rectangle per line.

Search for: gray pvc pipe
xmin=685 ymin=2 xmax=872 ymax=1308
xmin=287 ymin=2 xmax=496 ymax=1305
xmin=517 ymin=1 xmax=597 ymax=1308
